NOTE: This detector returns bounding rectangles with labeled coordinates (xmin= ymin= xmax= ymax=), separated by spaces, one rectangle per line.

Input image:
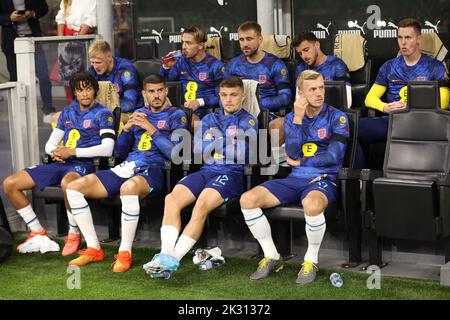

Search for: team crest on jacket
xmin=199 ymin=72 xmax=207 ymax=81
xmin=258 ymin=74 xmax=267 ymax=84
xmin=83 ymin=119 xmax=92 ymax=128
xmin=227 ymin=125 xmax=237 ymax=135
xmin=157 ymin=120 xmax=167 ymax=129
xmin=318 ymin=128 xmax=327 ymax=139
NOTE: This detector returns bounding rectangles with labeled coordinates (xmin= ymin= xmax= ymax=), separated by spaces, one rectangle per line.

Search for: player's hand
xmin=184 ymin=100 xmax=200 ymax=111
xmin=162 ymin=51 xmax=178 ymax=69
xmin=287 ymin=157 xmax=301 ymax=167
xmin=384 ymin=101 xmax=406 ymax=113
xmin=52 ymin=146 xmax=75 ymax=162
xmin=122 ymin=114 xmax=137 ymax=132
xmin=131 ymin=112 xmax=156 ymax=134
xmin=10 ymin=11 xmax=26 ymax=22
xmin=293 ymin=94 xmax=308 ymax=124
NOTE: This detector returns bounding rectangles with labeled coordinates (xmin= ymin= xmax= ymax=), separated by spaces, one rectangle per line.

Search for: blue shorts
xmin=260 ymin=176 xmax=338 ymax=206
xmin=25 ymin=162 xmax=94 ymax=191
xmin=177 ymin=169 xmax=244 ymax=202
xmin=95 ymin=168 xmax=164 ymax=199
xmin=268 ymin=112 xmax=278 ymax=123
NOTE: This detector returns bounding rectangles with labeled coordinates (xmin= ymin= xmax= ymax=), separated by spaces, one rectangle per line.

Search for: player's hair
xmin=182 ymin=25 xmax=207 ymax=44
xmin=292 ymin=32 xmax=318 ymax=48
xmin=88 ymin=40 xmax=112 ymax=59
xmin=297 ymin=70 xmax=323 ymax=89
xmin=238 ymin=21 xmax=262 ymax=36
xmin=220 ymin=76 xmax=244 ymax=91
xmin=70 ymin=71 xmax=99 ymax=99
xmin=143 ymin=74 xmax=167 ymax=87
xmin=398 ymin=18 xmax=422 ymax=35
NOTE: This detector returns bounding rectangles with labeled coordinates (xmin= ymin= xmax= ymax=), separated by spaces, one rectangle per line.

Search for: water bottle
xmin=198 ymin=260 xmax=214 ymax=271
xmin=161 ymin=50 xmax=183 ymax=64
xmin=330 ymin=272 xmax=343 ymax=288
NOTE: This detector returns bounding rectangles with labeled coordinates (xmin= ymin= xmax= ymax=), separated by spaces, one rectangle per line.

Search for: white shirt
xmin=55 ymin=0 xmax=97 ymax=31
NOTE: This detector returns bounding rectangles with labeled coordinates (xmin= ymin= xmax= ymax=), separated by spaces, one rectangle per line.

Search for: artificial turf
xmin=0 ymin=235 xmax=449 ymax=300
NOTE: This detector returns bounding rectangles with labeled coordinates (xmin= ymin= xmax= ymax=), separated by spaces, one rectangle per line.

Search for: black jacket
xmin=0 ymin=0 xmax=48 ymax=54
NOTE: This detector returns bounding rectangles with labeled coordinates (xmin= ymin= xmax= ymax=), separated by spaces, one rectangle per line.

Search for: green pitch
xmin=0 ymin=235 xmax=449 ymax=300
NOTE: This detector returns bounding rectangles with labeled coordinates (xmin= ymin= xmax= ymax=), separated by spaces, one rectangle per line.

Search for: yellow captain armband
xmin=365 ymin=84 xmax=388 ymax=112
xmin=440 ymin=87 xmax=449 ymax=110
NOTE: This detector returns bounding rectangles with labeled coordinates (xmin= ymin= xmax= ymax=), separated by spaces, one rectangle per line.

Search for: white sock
xmin=17 ymin=204 xmax=44 ymax=233
xmin=66 ymin=189 xmax=100 ymax=250
xmin=119 ymin=195 xmax=140 ymax=253
xmin=67 ymin=210 xmax=80 ymax=235
xmin=160 ymin=225 xmax=179 ymax=256
xmin=242 ymin=208 xmax=279 ymax=260
xmin=173 ymin=234 xmax=196 ymax=261
xmin=304 ymin=213 xmax=326 ymax=264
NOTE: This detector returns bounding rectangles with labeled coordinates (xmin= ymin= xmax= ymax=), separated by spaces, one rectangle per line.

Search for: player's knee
xmin=240 ymin=190 xmax=257 ymax=209
xmin=192 ymin=199 xmax=209 ymax=216
xmin=302 ymin=194 xmax=327 ymax=216
xmin=165 ymin=193 xmax=178 ymax=209
xmin=66 ymin=179 xmax=84 ymax=193
xmin=120 ymin=180 xmax=138 ymax=195
xmin=2 ymin=176 xmax=15 ymax=195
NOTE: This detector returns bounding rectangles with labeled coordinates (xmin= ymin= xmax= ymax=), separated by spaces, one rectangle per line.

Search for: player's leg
xmin=161 ymin=184 xmax=196 ymax=255
xmin=66 ymin=173 xmax=109 ymax=266
xmin=60 ymin=172 xmax=83 ymax=256
xmin=143 ymin=182 xmax=197 ymax=277
xmin=240 ymin=185 xmax=284 ymax=280
xmin=296 ymin=182 xmax=335 ymax=285
xmin=2 ymin=170 xmax=48 ymax=249
xmin=172 ymin=187 xmax=224 ymax=262
xmin=112 ymin=175 xmax=151 ymax=272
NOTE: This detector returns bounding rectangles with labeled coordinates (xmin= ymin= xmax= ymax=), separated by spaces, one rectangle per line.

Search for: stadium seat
xmin=166 ymin=81 xmax=184 ymax=109
xmin=361 ymin=81 xmax=450 ymax=267
xmin=260 ymin=108 xmax=361 ymax=266
xmin=324 ymin=80 xmax=348 ymax=110
xmin=349 ymin=59 xmax=371 ymax=112
xmin=133 ymin=39 xmax=162 ymax=80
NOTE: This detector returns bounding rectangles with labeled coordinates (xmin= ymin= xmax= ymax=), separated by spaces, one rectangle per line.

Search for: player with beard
xmin=225 ymin=21 xmax=291 ymax=154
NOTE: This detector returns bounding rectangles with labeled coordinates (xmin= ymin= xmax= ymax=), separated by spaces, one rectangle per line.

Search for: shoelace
xmin=257 ymin=257 xmax=270 ymax=270
xmin=300 ymin=261 xmax=317 ymax=275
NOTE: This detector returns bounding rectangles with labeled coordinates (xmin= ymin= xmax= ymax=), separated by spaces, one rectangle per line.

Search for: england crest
xmin=318 ymin=128 xmax=327 ymax=139
xmin=199 ymin=72 xmax=207 ymax=81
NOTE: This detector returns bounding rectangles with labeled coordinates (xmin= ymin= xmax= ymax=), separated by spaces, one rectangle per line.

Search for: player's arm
xmin=284 ymin=114 xmax=304 ymax=160
xmin=159 ymin=60 xmax=180 ymax=81
xmin=440 ymin=85 xmax=449 ymax=110
xmin=45 ymin=128 xmax=65 ymax=155
xmin=193 ymin=116 xmax=217 ymax=160
xmin=151 ymin=111 xmax=188 ymax=160
xmin=45 ymin=109 xmax=67 ymax=155
xmin=227 ymin=116 xmax=258 ymax=164
xmin=259 ymin=62 xmax=292 ymax=111
xmin=302 ymin=113 xmax=349 ymax=167
xmin=74 ymin=128 xmax=115 ymax=158
xmin=364 ymin=83 xmax=388 ymax=112
xmin=114 ymin=126 xmax=134 ymax=159
xmin=119 ymin=68 xmax=140 ymax=113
